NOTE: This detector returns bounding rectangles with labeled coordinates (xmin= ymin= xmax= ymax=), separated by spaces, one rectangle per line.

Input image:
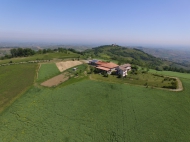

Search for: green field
xmin=0 ymin=62 xmax=190 ymax=141
xmin=0 ymin=64 xmax=37 ymax=112
xmin=0 ymin=52 xmax=79 ymax=64
xmin=0 ymin=78 xmax=190 ymax=141
xmin=149 ymin=69 xmax=190 ymax=79
xmin=37 ymin=63 xmax=60 ymax=82
xmin=91 ymin=71 xmax=177 ymax=89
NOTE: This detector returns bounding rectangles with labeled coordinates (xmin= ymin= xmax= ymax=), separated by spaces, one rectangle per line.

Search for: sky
xmin=0 ymin=0 xmax=190 ymax=47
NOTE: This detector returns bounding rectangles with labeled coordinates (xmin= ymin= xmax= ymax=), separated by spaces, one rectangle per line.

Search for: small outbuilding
xmin=116 ymin=64 xmax=131 ymax=76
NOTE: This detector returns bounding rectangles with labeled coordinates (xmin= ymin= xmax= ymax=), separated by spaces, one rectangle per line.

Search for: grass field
xmin=0 ymin=64 xmax=37 ymax=113
xmin=0 ymin=78 xmax=190 ymax=141
xmin=91 ymin=71 xmax=177 ymax=89
xmin=0 ymin=52 xmax=80 ymax=64
xmin=149 ymin=69 xmax=190 ymax=79
xmin=37 ymin=63 xmax=60 ymax=82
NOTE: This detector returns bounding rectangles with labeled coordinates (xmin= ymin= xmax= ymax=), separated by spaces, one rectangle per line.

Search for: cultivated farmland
xmin=0 ymin=79 xmax=190 ymax=141
xmin=0 ymin=64 xmax=37 ymax=113
xmin=56 ymin=60 xmax=82 ymax=72
xmin=37 ymin=63 xmax=60 ymax=82
xmin=41 ymin=74 xmax=69 ymax=87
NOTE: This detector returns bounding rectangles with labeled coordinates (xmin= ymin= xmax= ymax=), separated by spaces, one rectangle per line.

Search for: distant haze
xmin=0 ymin=0 xmax=190 ymax=48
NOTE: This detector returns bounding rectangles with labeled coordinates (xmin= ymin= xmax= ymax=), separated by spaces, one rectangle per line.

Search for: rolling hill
xmin=83 ymin=45 xmax=164 ymax=68
xmin=83 ymin=45 xmax=190 ymax=73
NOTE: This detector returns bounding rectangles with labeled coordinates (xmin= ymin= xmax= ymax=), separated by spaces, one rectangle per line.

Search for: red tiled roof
xmin=96 ymin=61 xmax=107 ymax=65
xmin=96 ymin=66 xmax=110 ymax=71
xmin=96 ymin=61 xmax=118 ymax=69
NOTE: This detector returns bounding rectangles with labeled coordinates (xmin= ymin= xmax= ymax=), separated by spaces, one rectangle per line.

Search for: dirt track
xmin=170 ymin=77 xmax=183 ymax=91
xmin=56 ymin=61 xmax=82 ymax=72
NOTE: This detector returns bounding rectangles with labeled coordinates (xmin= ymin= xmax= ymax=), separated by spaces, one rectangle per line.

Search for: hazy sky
xmin=0 ymin=0 xmax=190 ymax=47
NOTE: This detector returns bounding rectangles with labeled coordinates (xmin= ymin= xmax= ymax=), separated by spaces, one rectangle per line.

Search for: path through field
xmin=170 ymin=77 xmax=183 ymax=91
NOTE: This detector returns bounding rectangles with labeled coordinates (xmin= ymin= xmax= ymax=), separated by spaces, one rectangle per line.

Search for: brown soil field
xmin=56 ymin=61 xmax=82 ymax=72
xmin=41 ymin=74 xmax=69 ymax=87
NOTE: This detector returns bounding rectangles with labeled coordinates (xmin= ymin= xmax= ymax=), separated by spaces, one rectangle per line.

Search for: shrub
xmin=111 ymin=71 xmax=117 ymax=75
xmin=103 ymin=73 xmax=108 ymax=77
xmin=118 ymin=74 xmax=122 ymax=78
xmin=142 ymin=71 xmax=147 ymax=74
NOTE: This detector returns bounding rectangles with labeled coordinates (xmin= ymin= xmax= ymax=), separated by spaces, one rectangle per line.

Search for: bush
xmin=118 ymin=74 xmax=122 ymax=78
xmin=111 ymin=71 xmax=117 ymax=75
xmin=142 ymin=71 xmax=147 ymax=74
xmin=103 ymin=73 xmax=108 ymax=77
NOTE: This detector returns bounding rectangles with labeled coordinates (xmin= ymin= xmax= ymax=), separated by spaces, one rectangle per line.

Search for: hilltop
xmin=83 ymin=45 xmax=164 ymax=68
xmin=83 ymin=45 xmax=190 ymax=73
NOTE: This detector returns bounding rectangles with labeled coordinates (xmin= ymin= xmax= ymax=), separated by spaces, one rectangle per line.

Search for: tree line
xmin=10 ymin=48 xmax=35 ymax=57
xmin=1 ymin=47 xmax=81 ymax=60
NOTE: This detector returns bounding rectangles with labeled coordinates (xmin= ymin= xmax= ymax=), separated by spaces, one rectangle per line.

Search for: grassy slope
xmin=0 ymin=78 xmax=190 ymax=141
xmin=84 ymin=45 xmax=163 ymax=67
xmin=37 ymin=63 xmax=60 ymax=82
xmin=0 ymin=64 xmax=37 ymax=112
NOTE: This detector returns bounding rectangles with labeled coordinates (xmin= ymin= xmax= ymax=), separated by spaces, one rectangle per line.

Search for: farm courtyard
xmin=0 ymin=62 xmax=190 ymax=141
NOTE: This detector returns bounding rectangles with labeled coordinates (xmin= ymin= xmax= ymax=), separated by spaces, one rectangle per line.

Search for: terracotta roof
xmin=96 ymin=66 xmax=110 ymax=71
xmin=96 ymin=61 xmax=107 ymax=65
xmin=96 ymin=61 xmax=118 ymax=69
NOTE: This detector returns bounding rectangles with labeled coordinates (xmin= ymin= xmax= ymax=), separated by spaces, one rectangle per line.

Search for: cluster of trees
xmin=1 ymin=47 xmax=82 ymax=60
xmin=10 ymin=48 xmax=35 ymax=57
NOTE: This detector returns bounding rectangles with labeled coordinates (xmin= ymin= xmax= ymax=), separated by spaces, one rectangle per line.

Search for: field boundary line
xmin=36 ymin=63 xmax=41 ymax=80
xmin=0 ymin=85 xmax=33 ymax=114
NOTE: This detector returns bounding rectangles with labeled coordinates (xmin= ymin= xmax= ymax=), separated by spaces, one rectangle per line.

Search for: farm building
xmin=95 ymin=61 xmax=119 ymax=74
xmin=89 ymin=59 xmax=131 ymax=76
xmin=116 ymin=64 xmax=131 ymax=76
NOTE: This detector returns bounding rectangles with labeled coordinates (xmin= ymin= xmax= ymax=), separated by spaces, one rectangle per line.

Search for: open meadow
xmin=0 ymin=78 xmax=190 ymax=141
